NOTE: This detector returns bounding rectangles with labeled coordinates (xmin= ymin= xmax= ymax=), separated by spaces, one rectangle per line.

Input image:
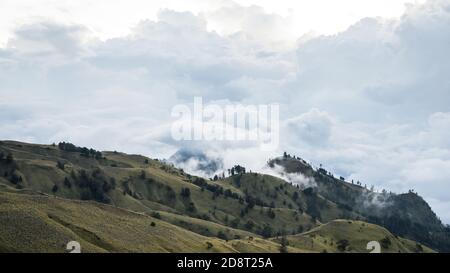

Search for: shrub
xmin=186 ymin=202 xmax=196 ymax=213
xmin=217 ymin=231 xmax=228 ymax=240
xmin=151 ymin=212 xmax=161 ymax=219
xmin=279 ymin=236 xmax=289 ymax=253
xmin=57 ymin=161 xmax=65 ymax=170
xmin=245 ymin=220 xmax=255 ymax=230
xmin=52 ymin=184 xmax=59 ymax=194
xmin=9 ymin=173 xmax=22 ymax=185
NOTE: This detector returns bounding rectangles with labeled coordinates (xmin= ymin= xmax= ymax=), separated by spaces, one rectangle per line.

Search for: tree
xmin=293 ymin=191 xmax=299 ymax=201
xmin=279 ymin=234 xmax=289 ymax=253
xmin=52 ymin=184 xmax=59 ymax=194
xmin=0 ymin=152 xmax=4 ymax=161
xmin=64 ymin=177 xmax=71 ymax=188
xmin=180 ymin=187 xmax=191 ymax=198
xmin=140 ymin=170 xmax=146 ymax=179
xmin=261 ymin=225 xmax=273 ymax=238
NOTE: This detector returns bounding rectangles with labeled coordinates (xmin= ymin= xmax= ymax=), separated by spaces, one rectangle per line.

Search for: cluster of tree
xmin=305 ymin=194 xmax=322 ymax=221
xmin=212 ymin=172 xmax=226 ymax=181
xmin=0 ymin=152 xmax=14 ymax=164
xmin=337 ymin=239 xmax=350 ymax=251
xmin=180 ymin=187 xmax=191 ymax=198
xmin=190 ymin=177 xmax=241 ymax=200
xmin=244 ymin=193 xmax=268 ymax=208
xmin=71 ymin=168 xmax=115 ymax=203
xmin=228 ymin=165 xmax=246 ymax=176
xmin=259 ymin=224 xmax=273 ymax=238
xmin=58 ymin=142 xmax=103 ymax=159
xmin=1 ymin=152 xmax=24 ymax=188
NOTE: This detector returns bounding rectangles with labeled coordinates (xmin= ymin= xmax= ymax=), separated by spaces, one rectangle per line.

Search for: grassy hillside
xmin=275 ymin=220 xmax=434 ymax=253
xmin=0 ymin=190 xmax=262 ymax=253
xmin=0 ymin=141 xmax=319 ymax=239
xmin=269 ymin=155 xmax=450 ymax=252
xmin=0 ymin=140 xmax=442 ymax=252
xmin=0 ymin=191 xmax=430 ymax=253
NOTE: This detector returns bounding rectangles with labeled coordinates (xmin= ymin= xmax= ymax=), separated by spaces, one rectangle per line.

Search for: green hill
xmin=0 ymin=140 xmax=444 ymax=252
xmin=269 ymin=155 xmax=450 ymax=252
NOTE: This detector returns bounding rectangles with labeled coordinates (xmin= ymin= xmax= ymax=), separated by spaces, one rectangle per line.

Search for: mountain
xmin=268 ymin=154 xmax=450 ymax=252
xmin=0 ymin=140 xmax=442 ymax=252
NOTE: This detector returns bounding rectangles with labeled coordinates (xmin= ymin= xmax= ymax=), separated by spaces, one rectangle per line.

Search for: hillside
xmin=269 ymin=155 xmax=450 ymax=251
xmin=0 ymin=140 xmax=442 ymax=252
xmin=0 ymin=191 xmax=432 ymax=253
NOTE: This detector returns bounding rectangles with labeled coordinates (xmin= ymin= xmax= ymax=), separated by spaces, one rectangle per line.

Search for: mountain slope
xmin=0 ymin=140 xmax=443 ymax=252
xmin=277 ymin=220 xmax=434 ymax=253
xmin=0 ymin=190 xmax=431 ymax=253
xmin=269 ymin=155 xmax=450 ymax=251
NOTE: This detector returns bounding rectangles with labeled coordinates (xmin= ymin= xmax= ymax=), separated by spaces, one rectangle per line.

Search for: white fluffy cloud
xmin=1 ymin=0 xmax=450 ymax=222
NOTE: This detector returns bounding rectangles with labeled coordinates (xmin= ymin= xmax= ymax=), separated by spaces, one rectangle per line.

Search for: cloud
xmin=6 ymin=21 xmax=90 ymax=60
xmin=285 ymin=108 xmax=333 ymax=146
xmin=262 ymin=163 xmax=316 ymax=189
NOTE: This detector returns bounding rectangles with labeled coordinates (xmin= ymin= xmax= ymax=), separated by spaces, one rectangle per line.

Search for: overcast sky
xmin=1 ymin=0 xmax=450 ymax=223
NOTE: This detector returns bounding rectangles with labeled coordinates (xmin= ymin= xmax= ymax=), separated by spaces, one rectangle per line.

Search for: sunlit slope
xmin=0 ymin=190 xmax=431 ymax=253
xmin=0 ymin=191 xmax=268 ymax=253
xmin=0 ymin=141 xmax=319 ymax=239
xmin=277 ymin=220 xmax=435 ymax=253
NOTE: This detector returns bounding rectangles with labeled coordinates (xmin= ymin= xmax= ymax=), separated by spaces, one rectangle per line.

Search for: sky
xmin=1 ymin=0 xmax=450 ymax=223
